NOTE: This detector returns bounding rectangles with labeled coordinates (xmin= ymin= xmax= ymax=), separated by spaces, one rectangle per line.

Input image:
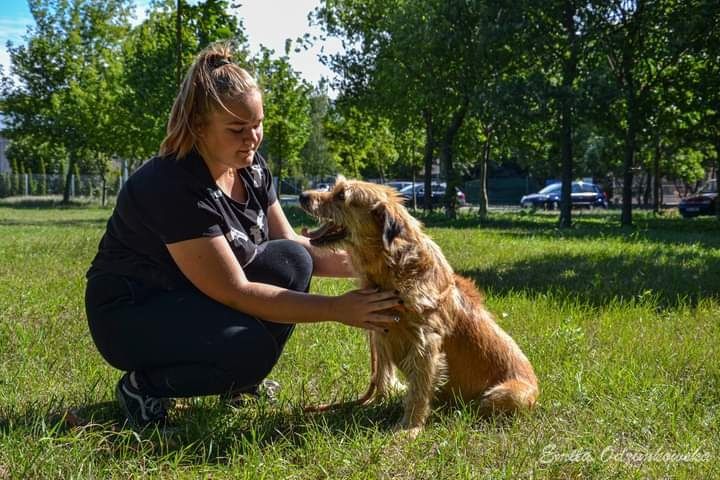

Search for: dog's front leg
xmin=397 ymin=329 xmax=444 ymax=437
xmin=371 ymin=333 xmax=404 ymax=399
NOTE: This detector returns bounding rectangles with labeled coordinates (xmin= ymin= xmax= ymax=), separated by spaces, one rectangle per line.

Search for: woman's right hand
xmin=332 ymin=288 xmax=402 ymax=332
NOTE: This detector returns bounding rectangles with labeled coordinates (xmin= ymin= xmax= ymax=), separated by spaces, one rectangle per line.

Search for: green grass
xmin=1 ymin=200 xmax=719 ymax=479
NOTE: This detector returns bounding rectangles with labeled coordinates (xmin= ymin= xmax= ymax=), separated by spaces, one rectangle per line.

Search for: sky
xmin=0 ymin=0 xmax=343 ymax=89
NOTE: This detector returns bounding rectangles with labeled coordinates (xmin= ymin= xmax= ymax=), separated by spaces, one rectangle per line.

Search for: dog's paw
xmin=377 ymin=379 xmax=407 ymax=400
xmin=392 ymin=423 xmax=423 ymax=441
xmin=388 ymin=379 xmax=407 ymax=396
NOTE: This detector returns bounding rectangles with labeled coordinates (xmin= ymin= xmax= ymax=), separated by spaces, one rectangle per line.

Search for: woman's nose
xmin=245 ymin=128 xmax=259 ymax=145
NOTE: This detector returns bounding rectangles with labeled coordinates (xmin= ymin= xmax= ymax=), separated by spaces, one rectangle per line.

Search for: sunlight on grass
xmin=1 ymin=204 xmax=718 ymax=478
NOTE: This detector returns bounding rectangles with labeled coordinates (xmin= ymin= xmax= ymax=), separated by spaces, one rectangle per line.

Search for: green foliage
xmin=324 ymin=104 xmax=398 ymax=179
xmin=301 ymin=87 xmax=337 ymax=181
xmin=0 ymin=0 xmax=717 ymax=210
xmin=1 ymin=0 xmax=133 ymax=202
xmin=255 ymin=43 xmax=312 ymax=189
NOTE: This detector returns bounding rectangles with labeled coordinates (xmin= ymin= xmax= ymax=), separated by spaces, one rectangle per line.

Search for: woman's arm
xmin=166 ymin=235 xmax=397 ymax=331
xmin=266 ymin=200 xmax=356 ymax=278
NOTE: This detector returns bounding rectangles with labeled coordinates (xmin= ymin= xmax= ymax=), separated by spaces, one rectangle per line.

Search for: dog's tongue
xmin=302 ymin=222 xmax=347 ymax=245
xmin=302 ymin=223 xmax=333 ymax=240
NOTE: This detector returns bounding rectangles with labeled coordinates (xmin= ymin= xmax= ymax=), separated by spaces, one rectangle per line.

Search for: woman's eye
xmin=229 ymin=128 xmax=244 ymax=134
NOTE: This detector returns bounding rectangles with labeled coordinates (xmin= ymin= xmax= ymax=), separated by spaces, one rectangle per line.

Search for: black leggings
xmin=85 ymin=239 xmax=313 ymax=398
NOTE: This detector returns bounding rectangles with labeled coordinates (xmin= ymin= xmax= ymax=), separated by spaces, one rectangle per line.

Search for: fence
xmin=0 ymin=173 xmax=122 ymax=199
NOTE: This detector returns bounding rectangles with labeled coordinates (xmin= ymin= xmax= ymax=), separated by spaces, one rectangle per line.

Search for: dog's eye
xmin=335 ymin=190 xmax=345 ymax=201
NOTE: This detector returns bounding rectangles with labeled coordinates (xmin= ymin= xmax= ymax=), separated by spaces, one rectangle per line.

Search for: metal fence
xmin=0 ymin=173 xmax=122 ymax=199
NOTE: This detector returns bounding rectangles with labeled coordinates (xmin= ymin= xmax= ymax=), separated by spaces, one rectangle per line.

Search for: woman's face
xmin=197 ymin=89 xmax=264 ymax=171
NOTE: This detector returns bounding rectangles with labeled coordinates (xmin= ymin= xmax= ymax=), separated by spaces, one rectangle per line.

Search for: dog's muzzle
xmin=299 ymin=192 xmax=348 ymax=246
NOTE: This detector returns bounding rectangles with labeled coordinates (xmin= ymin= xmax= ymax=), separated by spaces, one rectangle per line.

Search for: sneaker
xmin=222 ymin=379 xmax=281 ymax=407
xmin=116 ymin=372 xmax=170 ymax=428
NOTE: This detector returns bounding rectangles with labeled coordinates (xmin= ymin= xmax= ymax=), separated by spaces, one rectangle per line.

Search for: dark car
xmin=385 ymin=181 xmax=416 ymax=192
xmin=678 ymin=180 xmax=717 ymax=218
xmin=400 ymin=182 xmax=466 ymax=207
xmin=520 ymin=181 xmax=608 ymax=210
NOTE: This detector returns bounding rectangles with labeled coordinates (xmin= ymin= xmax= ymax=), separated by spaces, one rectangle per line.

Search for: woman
xmin=85 ymin=42 xmax=400 ymax=428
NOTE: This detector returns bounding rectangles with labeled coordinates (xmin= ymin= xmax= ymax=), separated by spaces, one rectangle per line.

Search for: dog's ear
xmin=372 ymin=203 xmax=404 ymax=250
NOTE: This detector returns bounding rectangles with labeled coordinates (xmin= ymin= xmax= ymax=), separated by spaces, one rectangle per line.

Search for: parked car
xmin=678 ymin=180 xmax=717 ymax=218
xmin=313 ymin=182 xmax=332 ymax=192
xmin=400 ymin=182 xmax=467 ymax=207
xmin=520 ymin=181 xmax=608 ymax=210
xmin=385 ymin=181 xmax=417 ymax=192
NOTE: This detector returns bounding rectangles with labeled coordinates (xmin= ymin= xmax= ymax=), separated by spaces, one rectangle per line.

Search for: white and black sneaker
xmin=116 ymin=372 xmax=171 ymax=429
xmin=222 ymin=379 xmax=281 ymax=407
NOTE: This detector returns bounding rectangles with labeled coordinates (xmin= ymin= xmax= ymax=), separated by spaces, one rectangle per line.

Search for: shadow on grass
xmin=285 ymin=205 xmax=720 ymax=248
xmin=0 ymin=396 xmax=509 ymax=465
xmin=0 ymin=399 xmax=403 ymax=463
xmin=0 ymin=197 xmax=109 ymax=209
xmin=460 ymin=247 xmax=720 ymax=308
xmin=0 ymin=218 xmax=108 ymax=228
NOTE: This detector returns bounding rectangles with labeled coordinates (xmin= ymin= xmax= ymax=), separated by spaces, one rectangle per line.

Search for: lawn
xmin=1 ymin=200 xmax=718 ymax=479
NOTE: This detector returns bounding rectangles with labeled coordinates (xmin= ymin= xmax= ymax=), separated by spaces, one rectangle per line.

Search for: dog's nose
xmin=299 ymin=192 xmax=310 ymax=208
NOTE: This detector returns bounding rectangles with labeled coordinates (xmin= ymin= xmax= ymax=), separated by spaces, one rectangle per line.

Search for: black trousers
xmin=85 ymin=239 xmax=313 ymax=398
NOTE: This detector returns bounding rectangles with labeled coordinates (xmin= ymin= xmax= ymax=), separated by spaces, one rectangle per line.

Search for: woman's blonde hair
xmin=160 ymin=42 xmax=260 ymax=159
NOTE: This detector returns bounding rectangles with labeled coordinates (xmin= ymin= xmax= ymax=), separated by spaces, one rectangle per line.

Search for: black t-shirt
xmin=87 ymin=149 xmax=277 ymax=289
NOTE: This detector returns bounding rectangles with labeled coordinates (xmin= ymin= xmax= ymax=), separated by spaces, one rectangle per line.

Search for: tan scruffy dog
xmin=300 ymin=176 xmax=538 ymax=437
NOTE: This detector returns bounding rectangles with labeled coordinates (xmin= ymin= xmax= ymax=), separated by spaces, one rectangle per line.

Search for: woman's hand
xmin=332 ymin=288 xmax=402 ymax=332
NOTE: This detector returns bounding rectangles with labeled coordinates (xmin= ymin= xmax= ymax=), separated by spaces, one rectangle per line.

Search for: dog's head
xmin=299 ymin=175 xmax=417 ymax=252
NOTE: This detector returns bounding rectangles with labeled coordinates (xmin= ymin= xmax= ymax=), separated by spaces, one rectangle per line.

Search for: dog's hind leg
xmin=480 ymin=378 xmax=538 ymax=413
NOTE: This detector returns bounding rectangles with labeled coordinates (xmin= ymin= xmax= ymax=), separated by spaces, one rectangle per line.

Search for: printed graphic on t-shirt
xmin=226 ymin=226 xmax=249 ymax=245
xmin=250 ymin=164 xmax=264 ymax=188
xmin=249 ymin=210 xmax=265 ymax=244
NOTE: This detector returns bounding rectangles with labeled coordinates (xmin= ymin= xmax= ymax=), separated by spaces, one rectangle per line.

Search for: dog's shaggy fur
xmin=300 ymin=177 xmax=538 ymax=436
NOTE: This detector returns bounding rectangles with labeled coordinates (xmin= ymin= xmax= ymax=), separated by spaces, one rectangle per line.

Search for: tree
xmin=316 ymin=0 xmax=487 ymax=217
xmin=323 ymin=101 xmax=398 ymax=180
xmin=591 ymin=0 xmax=711 ymax=226
xmin=2 ymin=0 xmax=132 ymax=203
xmin=300 ymin=86 xmax=337 ymax=182
xmin=255 ymin=42 xmax=312 ymax=195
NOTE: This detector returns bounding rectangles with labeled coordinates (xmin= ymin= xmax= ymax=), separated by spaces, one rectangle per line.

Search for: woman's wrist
xmin=321 ymin=295 xmax=341 ymax=324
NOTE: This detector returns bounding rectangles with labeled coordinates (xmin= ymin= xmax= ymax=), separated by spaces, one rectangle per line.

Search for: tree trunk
xmin=101 ymin=175 xmax=107 ymax=208
xmin=422 ymin=109 xmax=435 ymax=211
xmin=621 ymin=62 xmax=637 ymax=226
xmin=716 ymin=140 xmax=720 ymax=221
xmin=559 ymin=0 xmax=577 ymax=229
xmin=477 ymin=137 xmax=490 ymax=219
xmin=62 ymin=152 xmax=77 ymax=204
xmin=176 ymin=0 xmax=183 ymax=89
xmin=439 ymin=97 xmax=469 ymax=219
xmin=276 ymin=126 xmax=283 ymax=197
xmin=652 ymin=135 xmax=661 ymax=214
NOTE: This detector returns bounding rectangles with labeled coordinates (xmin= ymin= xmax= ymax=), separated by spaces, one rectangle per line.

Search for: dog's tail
xmin=303 ymin=337 xmax=378 ymax=413
xmin=480 ymin=377 xmax=538 ymax=413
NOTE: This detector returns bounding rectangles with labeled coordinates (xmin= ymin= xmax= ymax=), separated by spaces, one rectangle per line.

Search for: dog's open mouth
xmin=302 ymin=221 xmax=347 ymax=246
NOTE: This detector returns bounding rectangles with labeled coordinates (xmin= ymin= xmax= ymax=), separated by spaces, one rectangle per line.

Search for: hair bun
xmin=208 ymin=56 xmax=232 ymax=70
